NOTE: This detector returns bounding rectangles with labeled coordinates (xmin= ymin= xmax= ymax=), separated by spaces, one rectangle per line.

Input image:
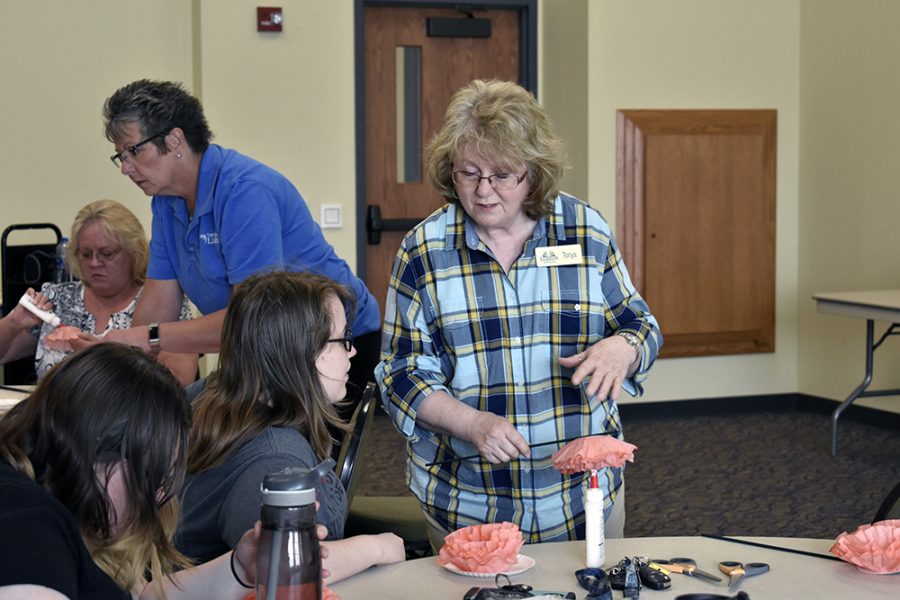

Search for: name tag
xmin=535 ymin=244 xmax=583 ymax=267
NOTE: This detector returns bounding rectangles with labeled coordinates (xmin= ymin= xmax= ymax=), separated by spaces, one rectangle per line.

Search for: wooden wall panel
xmin=616 ymin=110 xmax=776 ymax=358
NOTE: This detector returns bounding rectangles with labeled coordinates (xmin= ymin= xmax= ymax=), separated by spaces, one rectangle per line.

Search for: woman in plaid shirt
xmin=377 ymin=80 xmax=662 ymax=550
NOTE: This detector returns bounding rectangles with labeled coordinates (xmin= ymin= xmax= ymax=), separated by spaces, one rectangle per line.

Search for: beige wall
xmin=798 ymin=0 xmax=900 ymax=410
xmin=0 ymin=0 xmax=193 ymax=243
xmin=586 ymin=0 xmax=801 ymax=403
xmin=2 ymin=1 xmax=898 ymax=409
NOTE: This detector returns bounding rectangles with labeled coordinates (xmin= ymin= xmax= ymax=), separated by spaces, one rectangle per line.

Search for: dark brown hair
xmin=0 ymin=343 xmax=191 ymax=590
xmin=188 ymin=271 xmax=355 ymax=472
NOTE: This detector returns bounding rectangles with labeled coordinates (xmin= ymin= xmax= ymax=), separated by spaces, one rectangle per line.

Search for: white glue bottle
xmin=584 ymin=469 xmax=605 ymax=568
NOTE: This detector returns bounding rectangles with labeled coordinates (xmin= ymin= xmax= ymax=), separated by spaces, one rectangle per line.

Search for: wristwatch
xmin=148 ymin=322 xmax=161 ymax=353
xmin=616 ymin=330 xmax=642 ymax=356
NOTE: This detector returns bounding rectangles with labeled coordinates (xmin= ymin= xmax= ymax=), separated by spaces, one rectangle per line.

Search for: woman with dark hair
xmin=0 ymin=344 xmax=261 ymax=598
xmin=86 ymin=80 xmax=380 ymax=412
xmin=0 ymin=199 xmax=197 ymax=384
xmin=178 ymin=271 xmax=403 ymax=584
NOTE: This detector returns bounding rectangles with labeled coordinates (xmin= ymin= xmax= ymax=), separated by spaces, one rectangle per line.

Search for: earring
xmin=176 ymin=153 xmax=182 ymax=158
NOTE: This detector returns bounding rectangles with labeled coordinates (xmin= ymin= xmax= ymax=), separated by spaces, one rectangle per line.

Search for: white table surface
xmin=813 ymin=289 xmax=900 ymax=322
xmin=0 ymin=385 xmax=30 ymax=414
xmin=330 ymin=536 xmax=898 ymax=599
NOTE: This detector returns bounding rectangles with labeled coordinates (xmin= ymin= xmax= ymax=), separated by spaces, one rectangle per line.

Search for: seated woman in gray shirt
xmin=176 ymin=271 xmax=403 ymax=583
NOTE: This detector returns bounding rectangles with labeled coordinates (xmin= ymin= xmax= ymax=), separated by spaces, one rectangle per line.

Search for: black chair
xmin=340 ymin=381 xmax=433 ymax=558
xmin=336 ymin=381 xmax=378 ymax=510
xmin=873 ymin=480 xmax=900 ymax=523
xmin=1 ymin=223 xmax=62 ymax=384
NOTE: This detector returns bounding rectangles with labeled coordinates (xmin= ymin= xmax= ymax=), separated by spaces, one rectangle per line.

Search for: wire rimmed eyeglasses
xmin=451 ymin=169 xmax=527 ymax=191
xmin=76 ymin=247 xmax=123 ymax=263
xmin=327 ymin=328 xmax=354 ymax=352
xmin=110 ymin=131 xmax=168 ymax=168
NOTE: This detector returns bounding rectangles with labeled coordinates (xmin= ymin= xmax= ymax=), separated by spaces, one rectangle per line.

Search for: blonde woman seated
xmin=0 ymin=199 xmax=197 ymax=385
xmin=177 ymin=271 xmax=404 ymax=583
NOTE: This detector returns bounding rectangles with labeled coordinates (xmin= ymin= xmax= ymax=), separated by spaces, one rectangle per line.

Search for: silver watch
xmin=615 ymin=331 xmax=641 ymax=353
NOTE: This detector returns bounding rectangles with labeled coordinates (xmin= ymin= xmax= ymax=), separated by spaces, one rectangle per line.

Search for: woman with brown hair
xmin=0 ymin=343 xmax=260 ymax=599
xmin=178 ymin=271 xmax=403 ymax=584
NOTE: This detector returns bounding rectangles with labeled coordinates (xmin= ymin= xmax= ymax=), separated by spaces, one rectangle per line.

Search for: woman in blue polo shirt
xmin=88 ymin=80 xmax=380 ymax=403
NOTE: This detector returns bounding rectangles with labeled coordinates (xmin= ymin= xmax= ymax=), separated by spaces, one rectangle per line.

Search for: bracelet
xmin=230 ymin=549 xmax=253 ymax=589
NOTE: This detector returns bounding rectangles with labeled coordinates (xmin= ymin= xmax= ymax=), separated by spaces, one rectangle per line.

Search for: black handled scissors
xmin=650 ymin=558 xmax=722 ymax=583
xmin=718 ymin=560 xmax=770 ymax=590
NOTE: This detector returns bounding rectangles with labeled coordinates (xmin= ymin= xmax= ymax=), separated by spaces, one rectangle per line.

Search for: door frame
xmin=353 ymin=0 xmax=538 ymax=280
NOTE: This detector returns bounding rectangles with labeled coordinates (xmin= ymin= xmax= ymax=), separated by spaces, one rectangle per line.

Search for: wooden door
xmin=360 ymin=4 xmax=525 ymax=316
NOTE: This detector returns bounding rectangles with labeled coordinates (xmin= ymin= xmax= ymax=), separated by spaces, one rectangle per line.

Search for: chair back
xmin=2 ymin=223 xmax=62 ymax=384
xmin=873 ymin=480 xmax=900 ymax=523
xmin=336 ymin=381 xmax=378 ymax=510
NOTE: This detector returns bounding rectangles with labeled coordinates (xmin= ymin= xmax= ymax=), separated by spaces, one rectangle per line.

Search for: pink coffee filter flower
xmin=831 ymin=519 xmax=900 ymax=574
xmin=551 ymin=435 xmax=637 ymax=475
xmin=45 ymin=325 xmax=82 ymax=353
xmin=322 ymin=582 xmax=341 ymax=600
xmin=438 ymin=521 xmax=524 ymax=573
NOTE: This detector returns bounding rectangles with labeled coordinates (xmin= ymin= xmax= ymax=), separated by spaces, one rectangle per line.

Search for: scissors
xmin=650 ymin=558 xmax=723 ymax=583
xmin=718 ymin=560 xmax=770 ymax=590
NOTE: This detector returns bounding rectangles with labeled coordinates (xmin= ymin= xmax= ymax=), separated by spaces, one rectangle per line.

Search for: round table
xmin=330 ymin=536 xmax=898 ymax=599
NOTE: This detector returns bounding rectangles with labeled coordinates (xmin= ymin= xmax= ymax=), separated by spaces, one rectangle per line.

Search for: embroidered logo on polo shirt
xmin=199 ymin=232 xmax=220 ymax=245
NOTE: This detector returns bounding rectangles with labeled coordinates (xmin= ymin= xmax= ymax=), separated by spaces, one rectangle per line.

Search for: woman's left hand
xmin=67 ymin=331 xmax=105 ymax=352
xmin=558 ymin=335 xmax=638 ymax=401
xmin=233 ymin=522 xmax=262 ymax=588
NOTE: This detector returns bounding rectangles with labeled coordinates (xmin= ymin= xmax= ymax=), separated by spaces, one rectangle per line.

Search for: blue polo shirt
xmin=147 ymin=144 xmax=379 ymax=334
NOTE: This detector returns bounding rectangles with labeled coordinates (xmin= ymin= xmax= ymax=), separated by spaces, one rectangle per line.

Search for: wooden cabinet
xmin=616 ymin=109 xmax=777 ymax=358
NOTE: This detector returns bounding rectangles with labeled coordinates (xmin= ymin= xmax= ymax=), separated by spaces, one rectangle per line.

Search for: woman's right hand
xmin=11 ymin=289 xmax=51 ymax=328
xmin=465 ymin=411 xmax=531 ymax=464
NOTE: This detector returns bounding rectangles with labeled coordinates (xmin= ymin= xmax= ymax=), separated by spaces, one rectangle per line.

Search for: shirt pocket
xmin=540 ymin=289 xmax=605 ymax=351
xmin=431 ymin=297 xmax=491 ymax=392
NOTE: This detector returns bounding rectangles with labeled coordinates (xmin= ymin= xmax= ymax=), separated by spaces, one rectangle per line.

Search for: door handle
xmin=366 ymin=205 xmax=423 ymax=245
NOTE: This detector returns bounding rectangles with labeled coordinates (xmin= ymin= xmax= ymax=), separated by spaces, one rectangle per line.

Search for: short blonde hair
xmin=425 ymin=80 xmax=567 ymax=220
xmin=66 ymin=199 xmax=148 ymax=286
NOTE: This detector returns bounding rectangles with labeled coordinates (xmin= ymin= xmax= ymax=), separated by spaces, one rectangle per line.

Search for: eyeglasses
xmin=110 ymin=132 xmax=167 ymax=168
xmin=76 ymin=247 xmax=123 ymax=262
xmin=326 ymin=328 xmax=354 ymax=352
xmin=451 ymin=169 xmax=527 ymax=191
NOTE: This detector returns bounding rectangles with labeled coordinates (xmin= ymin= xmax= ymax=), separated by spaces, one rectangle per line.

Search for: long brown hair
xmin=188 ymin=271 xmax=355 ymax=473
xmin=0 ymin=343 xmax=191 ymax=593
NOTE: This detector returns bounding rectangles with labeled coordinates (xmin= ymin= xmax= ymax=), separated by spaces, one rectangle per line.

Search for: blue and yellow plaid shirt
xmin=377 ymin=194 xmax=662 ymax=542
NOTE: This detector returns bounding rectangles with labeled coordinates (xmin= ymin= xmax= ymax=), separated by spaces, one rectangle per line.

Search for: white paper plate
xmin=441 ymin=554 xmax=535 ymax=578
xmin=855 ymin=566 xmax=900 ymax=576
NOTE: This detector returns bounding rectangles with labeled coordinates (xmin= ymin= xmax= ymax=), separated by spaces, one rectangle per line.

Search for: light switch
xmin=320 ymin=204 xmax=342 ymax=229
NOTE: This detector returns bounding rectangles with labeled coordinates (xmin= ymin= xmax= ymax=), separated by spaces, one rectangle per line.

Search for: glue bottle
xmin=585 ymin=470 xmax=605 ymax=568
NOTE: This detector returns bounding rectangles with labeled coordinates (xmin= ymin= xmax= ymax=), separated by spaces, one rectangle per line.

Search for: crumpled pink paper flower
xmin=438 ymin=521 xmax=524 ymax=573
xmin=831 ymin=519 xmax=900 ymax=574
xmin=551 ymin=435 xmax=637 ymax=475
xmin=45 ymin=325 xmax=81 ymax=353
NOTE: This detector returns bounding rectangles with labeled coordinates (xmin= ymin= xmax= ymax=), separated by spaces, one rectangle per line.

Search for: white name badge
xmin=535 ymin=244 xmax=583 ymax=267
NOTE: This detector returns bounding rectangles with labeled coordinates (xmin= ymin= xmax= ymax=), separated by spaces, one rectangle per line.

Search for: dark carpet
xmin=355 ymin=401 xmax=900 ymax=540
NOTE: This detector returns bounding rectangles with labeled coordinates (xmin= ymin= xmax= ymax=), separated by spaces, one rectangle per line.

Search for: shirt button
xmin=574 ymin=303 xmax=581 ymax=311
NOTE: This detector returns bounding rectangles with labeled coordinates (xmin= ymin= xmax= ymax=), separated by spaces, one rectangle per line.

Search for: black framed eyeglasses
xmin=110 ymin=132 xmax=168 ymax=168
xmin=451 ymin=170 xmax=528 ymax=191
xmin=327 ymin=328 xmax=354 ymax=352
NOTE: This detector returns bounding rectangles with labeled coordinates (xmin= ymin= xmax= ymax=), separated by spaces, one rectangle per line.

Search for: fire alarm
xmin=257 ymin=7 xmax=283 ymax=32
